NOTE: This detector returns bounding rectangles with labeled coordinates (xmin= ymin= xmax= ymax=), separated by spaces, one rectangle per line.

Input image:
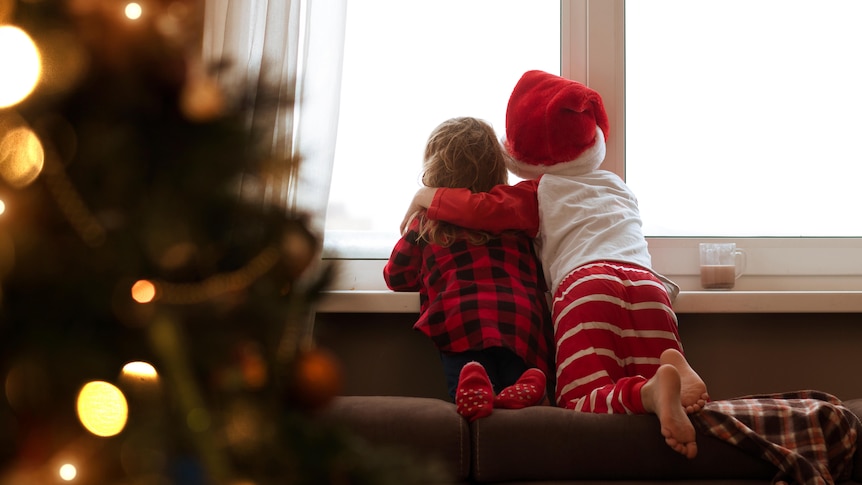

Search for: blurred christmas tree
xmin=0 ymin=1 xmax=447 ymax=484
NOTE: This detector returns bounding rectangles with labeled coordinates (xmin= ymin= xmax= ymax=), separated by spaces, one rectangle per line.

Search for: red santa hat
xmin=503 ymin=70 xmax=610 ymax=178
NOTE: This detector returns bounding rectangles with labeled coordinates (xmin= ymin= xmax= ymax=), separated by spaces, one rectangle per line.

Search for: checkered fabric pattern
xmin=384 ymin=215 xmax=555 ymax=379
xmin=692 ymin=390 xmax=861 ymax=485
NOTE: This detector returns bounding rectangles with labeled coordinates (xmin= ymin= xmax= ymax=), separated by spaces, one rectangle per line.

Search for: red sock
xmin=455 ymin=362 xmax=493 ymax=422
xmin=494 ymin=368 xmax=547 ymax=409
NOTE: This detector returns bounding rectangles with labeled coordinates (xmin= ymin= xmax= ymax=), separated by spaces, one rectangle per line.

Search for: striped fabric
xmin=552 ymin=261 xmax=683 ymax=412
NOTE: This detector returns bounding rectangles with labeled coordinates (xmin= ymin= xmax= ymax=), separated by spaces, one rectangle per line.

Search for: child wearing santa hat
xmin=384 ymin=116 xmax=555 ymax=422
xmin=400 ymin=71 xmax=709 ymax=459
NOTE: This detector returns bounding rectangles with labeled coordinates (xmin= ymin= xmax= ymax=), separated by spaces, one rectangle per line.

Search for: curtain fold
xmin=201 ymin=0 xmax=346 ymax=237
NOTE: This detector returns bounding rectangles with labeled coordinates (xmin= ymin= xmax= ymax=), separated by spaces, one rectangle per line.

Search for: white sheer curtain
xmin=201 ymin=0 xmax=346 ymax=237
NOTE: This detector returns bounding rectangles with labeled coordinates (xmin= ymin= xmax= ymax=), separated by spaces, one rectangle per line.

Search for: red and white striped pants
xmin=552 ymin=261 xmax=683 ymax=413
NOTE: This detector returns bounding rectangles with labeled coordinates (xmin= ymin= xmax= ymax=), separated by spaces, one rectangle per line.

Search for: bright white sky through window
xmin=325 ymin=1 xmax=559 ymax=238
xmin=626 ymin=0 xmax=862 ymax=237
xmin=327 ymin=1 xmax=862 ymax=242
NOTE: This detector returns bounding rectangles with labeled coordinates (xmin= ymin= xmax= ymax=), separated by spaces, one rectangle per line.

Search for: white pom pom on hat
xmin=503 ymin=70 xmax=610 ymax=179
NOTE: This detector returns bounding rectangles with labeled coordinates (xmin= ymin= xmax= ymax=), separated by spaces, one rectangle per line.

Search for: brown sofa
xmin=322 ymin=395 xmax=862 ymax=484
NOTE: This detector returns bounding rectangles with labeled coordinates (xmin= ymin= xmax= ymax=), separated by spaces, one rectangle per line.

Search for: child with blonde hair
xmin=384 ymin=117 xmax=554 ymax=422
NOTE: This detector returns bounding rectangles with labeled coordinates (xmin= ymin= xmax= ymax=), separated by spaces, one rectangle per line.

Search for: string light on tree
xmin=0 ymin=25 xmax=41 ymax=108
xmin=131 ymin=279 xmax=157 ymax=304
xmin=0 ymin=1 xmax=445 ymax=482
xmin=76 ymin=381 xmax=129 ymax=438
xmin=179 ymin=74 xmax=226 ymax=122
xmin=120 ymin=360 xmax=159 ymax=394
xmin=0 ymin=125 xmax=44 ymax=188
xmin=124 ymin=2 xmax=143 ymax=21
xmin=121 ymin=361 xmax=158 ymax=381
xmin=58 ymin=463 xmax=77 ymax=482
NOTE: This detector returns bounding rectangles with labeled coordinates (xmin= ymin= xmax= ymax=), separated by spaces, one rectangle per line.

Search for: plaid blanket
xmin=692 ymin=390 xmax=862 ymax=485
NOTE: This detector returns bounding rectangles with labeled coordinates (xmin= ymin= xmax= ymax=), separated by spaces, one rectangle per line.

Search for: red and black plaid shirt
xmin=383 ymin=215 xmax=554 ymax=378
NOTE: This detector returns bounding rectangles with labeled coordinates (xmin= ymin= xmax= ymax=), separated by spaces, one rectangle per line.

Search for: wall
xmin=315 ymin=313 xmax=450 ymax=401
xmin=675 ymin=313 xmax=862 ymax=401
xmin=314 ymin=312 xmax=862 ymax=403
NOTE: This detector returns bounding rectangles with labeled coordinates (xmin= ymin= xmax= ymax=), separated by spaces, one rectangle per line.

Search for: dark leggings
xmin=440 ymin=347 xmax=529 ymax=401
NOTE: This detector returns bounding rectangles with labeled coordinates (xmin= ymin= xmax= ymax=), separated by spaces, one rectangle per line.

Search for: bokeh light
xmin=58 ymin=463 xmax=77 ymax=481
xmin=180 ymin=75 xmax=225 ymax=122
xmin=124 ymin=2 xmax=143 ymax=20
xmin=0 ymin=126 xmax=45 ymax=187
xmin=0 ymin=25 xmax=41 ymax=108
xmin=131 ymin=279 xmax=157 ymax=303
xmin=0 ymin=199 xmax=5 ymax=216
xmin=119 ymin=361 xmax=160 ymax=398
xmin=76 ymin=381 xmax=128 ymax=437
xmin=122 ymin=361 xmax=158 ymax=380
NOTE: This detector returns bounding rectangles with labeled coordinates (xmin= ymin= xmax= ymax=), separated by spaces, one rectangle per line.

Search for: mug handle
xmin=734 ymin=249 xmax=746 ymax=279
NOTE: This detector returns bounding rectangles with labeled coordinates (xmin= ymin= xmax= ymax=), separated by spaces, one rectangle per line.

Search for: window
xmin=626 ymin=0 xmax=862 ymax=237
xmin=325 ymin=0 xmax=560 ymax=257
xmin=324 ymin=0 xmax=862 ymax=297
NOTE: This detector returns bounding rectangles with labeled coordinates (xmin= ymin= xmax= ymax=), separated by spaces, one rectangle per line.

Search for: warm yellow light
xmin=121 ymin=361 xmax=158 ymax=383
xmin=125 ymin=2 xmax=143 ymax=20
xmin=0 ymin=26 xmax=41 ymax=108
xmin=0 ymin=199 xmax=5 ymax=216
xmin=58 ymin=463 xmax=77 ymax=481
xmin=122 ymin=361 xmax=157 ymax=379
xmin=119 ymin=361 xmax=161 ymax=399
xmin=131 ymin=279 xmax=157 ymax=303
xmin=76 ymin=381 xmax=128 ymax=437
xmin=0 ymin=126 xmax=44 ymax=188
xmin=180 ymin=76 xmax=226 ymax=122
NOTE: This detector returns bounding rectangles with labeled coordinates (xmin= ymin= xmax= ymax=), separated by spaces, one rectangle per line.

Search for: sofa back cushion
xmin=471 ymin=405 xmax=777 ymax=482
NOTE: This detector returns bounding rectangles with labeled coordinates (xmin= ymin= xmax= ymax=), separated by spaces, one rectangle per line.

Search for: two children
xmin=398 ymin=71 xmax=709 ymax=459
xmin=383 ymin=117 xmax=555 ymax=422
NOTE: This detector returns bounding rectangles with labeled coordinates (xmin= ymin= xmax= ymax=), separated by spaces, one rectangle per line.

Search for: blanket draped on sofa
xmin=692 ymin=390 xmax=862 ymax=485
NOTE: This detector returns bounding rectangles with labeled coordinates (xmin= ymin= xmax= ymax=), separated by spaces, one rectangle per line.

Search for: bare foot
xmin=642 ymin=364 xmax=698 ymax=459
xmin=660 ymin=348 xmax=709 ymax=413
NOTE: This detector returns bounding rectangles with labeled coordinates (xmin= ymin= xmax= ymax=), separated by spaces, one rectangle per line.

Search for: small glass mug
xmin=699 ymin=243 xmax=746 ymax=290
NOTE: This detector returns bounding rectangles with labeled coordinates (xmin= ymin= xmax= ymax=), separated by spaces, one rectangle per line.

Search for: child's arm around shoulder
xmin=401 ymin=179 xmax=540 ymax=236
xmin=400 ymin=187 xmax=437 ymax=235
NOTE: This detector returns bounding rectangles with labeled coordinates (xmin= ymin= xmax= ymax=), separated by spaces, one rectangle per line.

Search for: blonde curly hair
xmin=417 ymin=117 xmax=510 ymax=247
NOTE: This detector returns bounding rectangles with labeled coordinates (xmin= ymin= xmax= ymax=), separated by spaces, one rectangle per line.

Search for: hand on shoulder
xmin=400 ymin=187 xmax=438 ymax=234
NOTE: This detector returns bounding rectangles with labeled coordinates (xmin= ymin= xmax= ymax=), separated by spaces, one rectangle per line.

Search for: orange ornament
xmin=285 ymin=347 xmax=343 ymax=411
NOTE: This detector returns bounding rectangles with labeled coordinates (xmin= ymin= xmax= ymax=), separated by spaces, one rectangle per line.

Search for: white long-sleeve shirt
xmin=428 ymin=170 xmax=678 ymax=298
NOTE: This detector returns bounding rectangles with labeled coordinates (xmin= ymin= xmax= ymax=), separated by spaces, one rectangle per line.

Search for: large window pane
xmin=625 ymin=0 xmax=862 ymax=237
xmin=325 ymin=1 xmax=560 ymax=242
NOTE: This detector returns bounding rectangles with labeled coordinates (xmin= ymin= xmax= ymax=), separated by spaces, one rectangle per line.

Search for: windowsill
xmin=319 ymin=234 xmax=862 ymax=314
xmin=672 ymin=290 xmax=862 ymax=313
xmin=316 ymin=289 xmax=862 ymax=314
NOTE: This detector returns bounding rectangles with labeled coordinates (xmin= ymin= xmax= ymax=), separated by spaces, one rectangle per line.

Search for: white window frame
xmin=319 ymin=0 xmax=862 ymax=314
